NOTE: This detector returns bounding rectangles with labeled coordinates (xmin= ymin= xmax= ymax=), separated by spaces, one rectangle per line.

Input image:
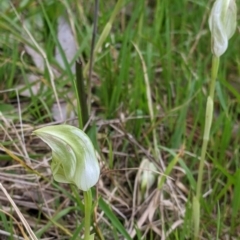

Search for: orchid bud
xmin=208 ymin=0 xmax=237 ymax=57
xmin=33 ymin=125 xmax=100 ymax=191
xmin=140 ymin=158 xmax=157 ymax=197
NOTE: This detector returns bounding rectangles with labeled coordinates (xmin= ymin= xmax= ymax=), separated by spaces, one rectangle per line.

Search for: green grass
xmin=0 ymin=0 xmax=240 ymax=239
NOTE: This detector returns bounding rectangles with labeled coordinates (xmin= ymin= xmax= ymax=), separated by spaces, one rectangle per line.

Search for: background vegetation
xmin=0 ymin=0 xmax=240 ymax=239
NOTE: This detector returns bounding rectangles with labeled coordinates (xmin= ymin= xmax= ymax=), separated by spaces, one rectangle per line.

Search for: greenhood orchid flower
xmin=33 ymin=125 xmax=100 ymax=191
xmin=208 ymin=0 xmax=237 ymax=57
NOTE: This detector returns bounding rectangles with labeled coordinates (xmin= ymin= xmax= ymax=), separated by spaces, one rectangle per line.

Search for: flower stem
xmin=209 ymin=56 xmax=220 ymax=100
xmin=83 ymin=190 xmax=92 ymax=240
xmin=194 ymin=55 xmax=219 ymax=239
xmin=196 ymin=55 xmax=219 ymax=198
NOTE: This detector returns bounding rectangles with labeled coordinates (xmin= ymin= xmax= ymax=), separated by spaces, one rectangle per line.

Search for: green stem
xmin=83 ymin=190 xmax=92 ymax=240
xmin=196 ymin=55 xmax=219 ymax=198
xmin=209 ymin=56 xmax=220 ymax=100
xmin=194 ymin=55 xmax=219 ymax=239
xmin=196 ymin=137 xmax=208 ymax=199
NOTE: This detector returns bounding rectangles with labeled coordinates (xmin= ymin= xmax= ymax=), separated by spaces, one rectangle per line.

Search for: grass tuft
xmin=0 ymin=0 xmax=240 ymax=239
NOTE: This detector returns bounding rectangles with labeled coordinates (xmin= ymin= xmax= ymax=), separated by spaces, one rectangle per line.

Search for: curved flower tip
xmin=208 ymin=0 xmax=237 ymax=57
xmin=33 ymin=125 xmax=100 ymax=191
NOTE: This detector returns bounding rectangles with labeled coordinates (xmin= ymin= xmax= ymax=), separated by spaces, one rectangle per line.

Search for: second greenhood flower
xmin=33 ymin=125 xmax=100 ymax=191
xmin=208 ymin=0 xmax=237 ymax=57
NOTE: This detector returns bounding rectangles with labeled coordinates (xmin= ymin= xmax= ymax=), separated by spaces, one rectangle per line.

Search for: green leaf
xmin=232 ymin=170 xmax=240 ymax=220
xmin=98 ymin=198 xmax=131 ymax=240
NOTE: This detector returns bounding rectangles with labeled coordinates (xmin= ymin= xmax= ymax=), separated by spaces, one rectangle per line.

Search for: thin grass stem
xmin=75 ymin=59 xmax=92 ymax=240
xmin=76 ymin=59 xmax=88 ymax=128
xmin=88 ymin=0 xmax=99 ymax=113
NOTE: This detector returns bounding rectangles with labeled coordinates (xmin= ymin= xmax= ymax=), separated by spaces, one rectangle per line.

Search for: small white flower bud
xmin=140 ymin=158 xmax=157 ymax=196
